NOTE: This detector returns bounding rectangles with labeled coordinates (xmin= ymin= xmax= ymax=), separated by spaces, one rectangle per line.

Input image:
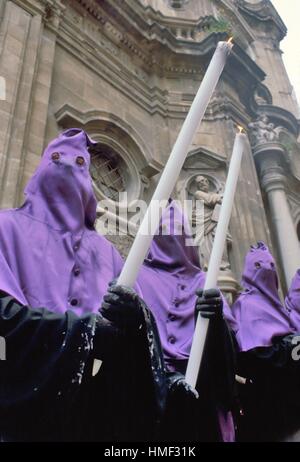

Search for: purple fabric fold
xmin=137 ymin=200 xmax=236 ymax=441
xmin=138 ymin=200 xmax=236 ymax=368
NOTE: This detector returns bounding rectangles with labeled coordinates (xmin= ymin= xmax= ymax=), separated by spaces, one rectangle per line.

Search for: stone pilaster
xmin=256 ymin=146 xmax=300 ymax=287
xmin=0 ymin=0 xmax=65 ymax=207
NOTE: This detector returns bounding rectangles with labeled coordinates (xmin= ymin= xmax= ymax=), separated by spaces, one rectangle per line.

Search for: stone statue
xmin=191 ymin=175 xmax=231 ymax=271
xmin=248 ymin=114 xmax=282 ymax=145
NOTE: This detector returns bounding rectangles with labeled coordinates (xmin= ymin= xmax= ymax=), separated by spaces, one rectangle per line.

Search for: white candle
xmin=117 ymin=40 xmax=233 ymax=287
xmin=185 ymin=130 xmax=247 ymax=388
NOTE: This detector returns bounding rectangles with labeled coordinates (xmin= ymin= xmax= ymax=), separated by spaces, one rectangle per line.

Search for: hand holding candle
xmin=185 ymin=128 xmax=247 ymax=388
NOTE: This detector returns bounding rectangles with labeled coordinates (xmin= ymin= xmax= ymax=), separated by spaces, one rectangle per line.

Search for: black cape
xmin=236 ymin=334 xmax=300 ymax=442
xmin=0 ymin=292 xmax=166 ymax=442
xmin=159 ymin=317 xmax=236 ymax=442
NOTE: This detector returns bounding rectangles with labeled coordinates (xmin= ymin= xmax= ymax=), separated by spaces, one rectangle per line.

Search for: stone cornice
xmin=56 ymin=2 xmax=266 ymax=119
xmin=10 ymin=0 xmax=65 ymax=33
xmin=12 ymin=0 xmax=282 ymax=128
xmin=10 ymin=0 xmax=46 ymax=16
xmin=75 ymin=0 xmax=261 ymax=78
xmin=200 ymin=90 xmax=251 ymax=126
xmin=184 ymin=147 xmax=228 ymax=170
xmin=60 ymin=7 xmax=267 ymax=115
xmin=235 ymin=0 xmax=287 ymax=41
xmin=103 ymin=0 xmax=256 ymax=46
xmin=225 ymin=34 xmax=265 ymax=83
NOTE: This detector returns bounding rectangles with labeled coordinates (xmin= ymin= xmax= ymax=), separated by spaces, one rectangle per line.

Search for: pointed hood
xmin=241 ymin=241 xmax=280 ymax=303
xmin=232 ymin=242 xmax=292 ymax=351
xmin=138 ymin=200 xmax=236 ymax=371
xmin=22 ymin=128 xmax=98 ymax=232
xmin=144 ymin=199 xmax=200 ymax=275
xmin=0 ymin=129 xmax=124 ymax=315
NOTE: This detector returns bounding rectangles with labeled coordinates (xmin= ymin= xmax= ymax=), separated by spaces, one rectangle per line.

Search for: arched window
xmin=55 ymin=107 xmax=159 ymax=205
xmin=89 ymin=144 xmax=126 ymax=202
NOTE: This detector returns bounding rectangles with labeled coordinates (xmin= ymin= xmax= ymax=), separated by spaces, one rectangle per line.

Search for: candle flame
xmin=227 ymin=36 xmax=234 ymax=44
xmin=238 ymin=125 xmax=244 ymax=133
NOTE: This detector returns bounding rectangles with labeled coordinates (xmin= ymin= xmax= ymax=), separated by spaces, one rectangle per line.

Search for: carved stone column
xmin=260 ymin=162 xmax=300 ymax=287
xmin=252 ymin=140 xmax=300 ymax=288
xmin=248 ymin=114 xmax=300 ymax=287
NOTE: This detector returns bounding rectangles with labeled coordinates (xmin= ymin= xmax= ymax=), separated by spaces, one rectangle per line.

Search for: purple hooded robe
xmin=0 ymin=129 xmax=166 ymax=442
xmin=138 ymin=200 xmax=236 ymax=372
xmin=137 ymin=200 xmax=236 ymax=442
xmin=285 ymin=269 xmax=300 ymax=331
xmin=233 ymin=244 xmax=300 ymax=443
xmin=232 ymin=242 xmax=292 ymax=352
xmin=0 ymin=128 xmax=123 ymax=314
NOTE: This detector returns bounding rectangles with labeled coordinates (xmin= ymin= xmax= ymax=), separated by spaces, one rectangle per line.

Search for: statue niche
xmin=190 ymin=175 xmax=232 ymax=271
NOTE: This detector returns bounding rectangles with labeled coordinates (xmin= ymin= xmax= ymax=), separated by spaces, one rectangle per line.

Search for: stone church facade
xmin=1 ymin=0 xmax=300 ymax=299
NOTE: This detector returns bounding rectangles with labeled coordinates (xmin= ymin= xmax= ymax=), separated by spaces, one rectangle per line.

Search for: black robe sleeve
xmin=159 ymin=317 xmax=236 ymax=442
xmin=0 ymin=291 xmax=99 ymax=441
xmin=0 ymin=292 xmax=167 ymax=442
xmin=72 ymin=298 xmax=167 ymax=443
xmin=236 ymin=334 xmax=300 ymax=442
xmin=239 ymin=334 xmax=298 ymax=371
xmin=202 ymin=317 xmax=237 ymax=410
xmin=193 ymin=317 xmax=236 ymax=441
